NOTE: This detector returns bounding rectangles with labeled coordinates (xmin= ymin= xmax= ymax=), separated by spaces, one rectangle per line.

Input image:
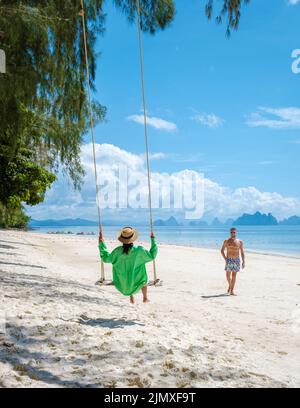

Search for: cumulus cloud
xmin=246 ymin=107 xmax=300 ymax=129
xmin=202 ymin=182 xmax=300 ymax=220
xmin=140 ymin=152 xmax=167 ymax=161
xmin=27 ymin=143 xmax=300 ymax=222
xmin=127 ymin=114 xmax=177 ymax=132
xmin=192 ymin=113 xmax=224 ymax=128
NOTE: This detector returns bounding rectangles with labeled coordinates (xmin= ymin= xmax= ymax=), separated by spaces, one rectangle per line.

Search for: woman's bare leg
xmin=142 ymin=286 xmax=149 ymax=303
xmin=130 ymin=295 xmax=135 ymax=304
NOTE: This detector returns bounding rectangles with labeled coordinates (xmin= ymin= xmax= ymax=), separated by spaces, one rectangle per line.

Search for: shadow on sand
xmin=0 ymin=260 xmax=46 ymax=269
xmin=201 ymin=293 xmax=230 ymax=299
xmin=0 ymin=252 xmax=22 ymax=257
xmin=0 ymin=243 xmax=16 ymax=250
xmin=0 ymin=270 xmax=122 ymax=308
xmin=0 ymin=239 xmax=41 ymax=248
xmin=0 ymin=325 xmax=101 ymax=387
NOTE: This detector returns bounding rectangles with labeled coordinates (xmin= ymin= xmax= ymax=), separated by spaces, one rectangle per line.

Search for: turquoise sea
xmin=32 ymin=225 xmax=300 ymax=258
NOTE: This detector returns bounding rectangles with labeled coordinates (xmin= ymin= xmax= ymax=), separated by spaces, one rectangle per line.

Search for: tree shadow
xmin=0 ymin=315 xmax=144 ymax=387
xmin=0 ymin=252 xmax=22 ymax=256
xmin=1 ymin=320 xmax=288 ymax=388
xmin=0 ymin=270 xmax=98 ymax=292
xmin=0 ymin=270 xmax=122 ymax=308
xmin=0 ymin=239 xmax=41 ymax=248
xmin=0 ymin=261 xmax=46 ymax=269
xmin=0 ymin=244 xmax=16 ymax=250
xmin=0 ymin=336 xmax=100 ymax=388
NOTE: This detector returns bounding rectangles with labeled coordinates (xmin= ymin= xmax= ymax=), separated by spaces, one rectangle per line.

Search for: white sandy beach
xmin=0 ymin=229 xmax=300 ymax=388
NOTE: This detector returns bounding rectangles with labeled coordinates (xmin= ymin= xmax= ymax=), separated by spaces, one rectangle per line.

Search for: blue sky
xmin=93 ymin=0 xmax=300 ymax=195
xmin=27 ymin=0 xmax=300 ymax=221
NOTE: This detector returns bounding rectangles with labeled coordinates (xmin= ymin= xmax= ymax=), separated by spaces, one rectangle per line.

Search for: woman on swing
xmin=99 ymin=227 xmax=158 ymax=304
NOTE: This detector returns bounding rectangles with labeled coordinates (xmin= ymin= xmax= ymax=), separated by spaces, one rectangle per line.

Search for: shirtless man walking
xmin=221 ymin=227 xmax=245 ymax=295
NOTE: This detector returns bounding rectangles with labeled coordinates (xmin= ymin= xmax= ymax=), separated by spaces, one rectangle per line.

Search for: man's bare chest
xmin=227 ymin=240 xmax=241 ymax=250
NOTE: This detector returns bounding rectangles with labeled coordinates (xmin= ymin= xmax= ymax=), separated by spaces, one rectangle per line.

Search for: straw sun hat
xmin=117 ymin=226 xmax=138 ymax=244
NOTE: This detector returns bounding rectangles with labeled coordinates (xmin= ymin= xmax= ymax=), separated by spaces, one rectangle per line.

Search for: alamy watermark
xmin=96 ymin=165 xmax=205 ymax=220
xmin=291 ymin=49 xmax=300 ymax=74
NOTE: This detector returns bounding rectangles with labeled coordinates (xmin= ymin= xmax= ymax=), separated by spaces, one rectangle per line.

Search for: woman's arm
xmin=98 ymin=231 xmax=114 ymax=264
xmin=139 ymin=233 xmax=158 ymax=263
xmin=98 ymin=242 xmax=115 ymax=264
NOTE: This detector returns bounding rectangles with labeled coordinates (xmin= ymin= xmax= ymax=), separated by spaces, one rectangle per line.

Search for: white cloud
xmin=247 ymin=107 xmax=300 ymax=129
xmin=288 ymin=0 xmax=300 ymax=5
xmin=27 ymin=143 xmax=300 ymax=222
xmin=148 ymin=152 xmax=167 ymax=160
xmin=81 ymin=143 xmax=144 ymax=169
xmin=202 ymin=182 xmax=300 ymax=220
xmin=127 ymin=114 xmax=177 ymax=132
xmin=192 ymin=113 xmax=224 ymax=128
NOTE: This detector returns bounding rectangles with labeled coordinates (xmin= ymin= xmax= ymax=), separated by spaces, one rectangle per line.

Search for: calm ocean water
xmin=32 ymin=225 xmax=300 ymax=257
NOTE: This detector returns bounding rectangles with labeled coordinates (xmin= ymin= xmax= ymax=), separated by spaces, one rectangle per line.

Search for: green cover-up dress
xmin=99 ymin=238 xmax=158 ymax=296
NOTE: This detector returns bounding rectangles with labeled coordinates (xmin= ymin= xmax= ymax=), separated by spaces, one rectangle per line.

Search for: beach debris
xmin=46 ymin=231 xmax=95 ymax=236
xmin=2 ymin=341 xmax=15 ymax=348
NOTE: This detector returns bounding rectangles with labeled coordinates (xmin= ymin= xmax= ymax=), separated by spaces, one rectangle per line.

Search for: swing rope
xmin=135 ymin=0 xmax=158 ymax=283
xmin=80 ymin=0 xmax=159 ymax=284
xmin=79 ymin=0 xmax=105 ymax=282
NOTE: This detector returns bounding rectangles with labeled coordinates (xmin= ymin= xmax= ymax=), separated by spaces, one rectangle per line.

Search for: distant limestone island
xmin=29 ymin=218 xmax=99 ymax=235
xmin=153 ymin=216 xmax=181 ymax=227
xmin=233 ymin=212 xmax=300 ymax=226
xmin=29 ymin=212 xmax=300 ymax=230
xmin=30 ymin=218 xmax=99 ymax=227
xmin=153 ymin=212 xmax=300 ymax=227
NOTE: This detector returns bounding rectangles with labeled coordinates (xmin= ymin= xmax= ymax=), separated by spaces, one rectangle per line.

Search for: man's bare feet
xmin=143 ymin=298 xmax=149 ymax=303
xmin=230 ymin=291 xmax=237 ymax=296
xmin=130 ymin=295 xmax=135 ymax=304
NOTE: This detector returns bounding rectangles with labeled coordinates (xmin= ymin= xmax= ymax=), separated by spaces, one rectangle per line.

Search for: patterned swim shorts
xmin=225 ymin=257 xmax=240 ymax=272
